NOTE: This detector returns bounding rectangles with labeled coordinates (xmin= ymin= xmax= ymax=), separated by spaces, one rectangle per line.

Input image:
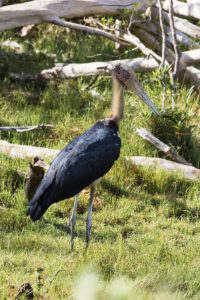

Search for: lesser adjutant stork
xmin=27 ymin=64 xmax=159 ymax=249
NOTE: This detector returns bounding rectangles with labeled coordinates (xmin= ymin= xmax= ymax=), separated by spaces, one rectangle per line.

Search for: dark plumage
xmin=27 ymin=118 xmax=121 ymax=221
xmin=27 ymin=64 xmax=159 ymax=248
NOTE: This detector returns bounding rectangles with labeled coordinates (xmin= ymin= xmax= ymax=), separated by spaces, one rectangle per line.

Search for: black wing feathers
xmin=27 ymin=120 xmax=121 ymax=221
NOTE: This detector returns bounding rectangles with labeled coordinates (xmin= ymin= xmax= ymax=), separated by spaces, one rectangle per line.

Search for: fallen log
xmin=0 ymin=0 xmax=150 ymax=32
xmin=162 ymin=0 xmax=200 ymax=20
xmin=1 ymin=139 xmax=200 ymax=181
xmin=164 ymin=25 xmax=199 ymax=49
xmin=151 ymin=6 xmax=200 ymax=40
xmin=125 ymin=156 xmax=200 ymax=181
xmin=132 ymin=28 xmax=200 ymax=87
xmin=180 ymin=49 xmax=200 ymax=66
xmin=132 ymin=19 xmax=199 ymax=50
xmin=136 ymin=127 xmax=191 ymax=166
xmin=0 ymin=124 xmax=53 ymax=132
xmin=41 ymin=57 xmax=159 ymax=79
xmin=9 ymin=51 xmax=199 ymax=84
xmin=0 ymin=140 xmax=59 ymax=160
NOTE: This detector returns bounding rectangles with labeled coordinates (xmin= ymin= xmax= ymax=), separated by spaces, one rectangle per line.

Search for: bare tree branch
xmin=136 ymin=127 xmax=191 ymax=166
xmin=50 ymin=17 xmax=130 ymax=46
xmin=85 ymin=48 xmax=139 ymax=59
xmin=115 ymin=19 xmax=122 ymax=51
xmin=124 ymin=32 xmax=163 ymax=63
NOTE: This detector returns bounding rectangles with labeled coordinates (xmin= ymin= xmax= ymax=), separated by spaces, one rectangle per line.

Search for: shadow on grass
xmin=100 ymin=178 xmax=129 ymax=198
xmin=164 ymin=195 xmax=200 ymax=220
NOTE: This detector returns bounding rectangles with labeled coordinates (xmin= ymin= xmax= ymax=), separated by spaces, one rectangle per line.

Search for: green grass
xmin=1 ymin=24 xmax=200 ymax=299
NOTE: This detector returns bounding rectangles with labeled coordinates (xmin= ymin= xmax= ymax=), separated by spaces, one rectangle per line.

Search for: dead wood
xmin=41 ymin=58 xmax=159 ymax=79
xmin=180 ymin=49 xmax=200 ymax=66
xmin=158 ymin=0 xmax=167 ymax=68
xmin=136 ymin=127 xmax=191 ymax=166
xmin=133 ymin=28 xmax=200 ymax=87
xmin=25 ymin=157 xmax=49 ymax=201
xmin=2 ymin=40 xmax=22 ymax=51
xmin=162 ymin=0 xmax=200 ymax=20
xmin=133 ymin=19 xmax=199 ymax=49
xmin=9 ymin=51 xmax=199 ymax=84
xmin=0 ymin=0 xmax=150 ymax=32
xmin=115 ymin=19 xmax=122 ymax=51
xmin=50 ymin=17 xmax=129 ymax=46
xmin=0 ymin=124 xmax=53 ymax=132
xmin=5 ymin=58 xmax=159 ymax=84
xmin=1 ymin=139 xmax=200 ymax=182
xmin=132 ymin=19 xmax=199 ymax=56
xmin=0 ymin=140 xmax=59 ymax=160
xmin=169 ymin=0 xmax=181 ymax=84
xmin=124 ymin=31 xmax=163 ymax=64
xmin=151 ymin=6 xmax=200 ymax=40
xmin=20 ymin=24 xmax=35 ymax=37
xmin=125 ymin=156 xmax=200 ymax=181
xmin=16 ymin=282 xmax=33 ymax=300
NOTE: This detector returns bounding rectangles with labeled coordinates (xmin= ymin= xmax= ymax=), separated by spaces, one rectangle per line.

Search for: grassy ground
xmin=1 ymin=24 xmax=200 ymax=299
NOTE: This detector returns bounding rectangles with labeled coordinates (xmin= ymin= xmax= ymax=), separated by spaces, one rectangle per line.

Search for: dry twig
xmin=124 ymin=31 xmax=163 ymax=64
xmin=85 ymin=47 xmax=138 ymax=59
xmin=157 ymin=0 xmax=166 ymax=68
xmin=50 ymin=17 xmax=130 ymax=46
xmin=46 ymin=268 xmax=62 ymax=294
xmin=169 ymin=0 xmax=181 ymax=85
xmin=0 ymin=124 xmax=53 ymax=132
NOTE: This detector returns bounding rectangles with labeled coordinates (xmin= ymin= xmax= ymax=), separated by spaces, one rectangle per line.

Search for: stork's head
xmin=113 ymin=64 xmax=159 ymax=116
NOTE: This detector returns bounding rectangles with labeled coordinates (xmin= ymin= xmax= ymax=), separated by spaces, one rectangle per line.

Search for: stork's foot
xmin=86 ymin=218 xmax=92 ymax=248
xmin=69 ymin=216 xmax=76 ymax=250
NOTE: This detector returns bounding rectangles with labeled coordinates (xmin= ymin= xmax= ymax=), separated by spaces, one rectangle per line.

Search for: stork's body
xmin=27 ymin=64 xmax=159 ymax=248
xmin=28 ymin=119 xmax=120 ymax=220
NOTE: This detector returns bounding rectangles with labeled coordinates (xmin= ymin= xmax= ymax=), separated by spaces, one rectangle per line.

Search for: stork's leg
xmin=69 ymin=193 xmax=79 ymax=250
xmin=86 ymin=187 xmax=95 ymax=247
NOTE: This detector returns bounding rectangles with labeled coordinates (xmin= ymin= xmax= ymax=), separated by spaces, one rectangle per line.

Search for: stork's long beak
xmin=114 ymin=64 xmax=160 ymax=116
